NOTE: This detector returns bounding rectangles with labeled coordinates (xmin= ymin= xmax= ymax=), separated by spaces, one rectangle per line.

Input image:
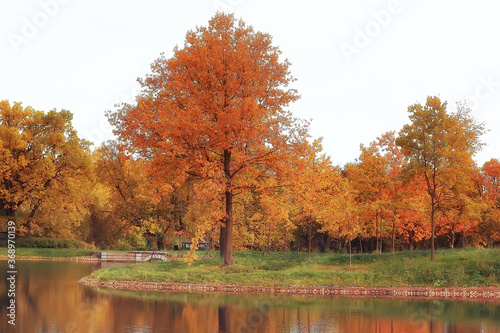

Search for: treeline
xmin=1 ymin=14 xmax=499 ymax=262
xmin=1 ymin=97 xmax=499 ymax=253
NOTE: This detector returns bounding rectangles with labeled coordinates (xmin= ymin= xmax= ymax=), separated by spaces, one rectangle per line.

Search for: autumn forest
xmin=1 ymin=14 xmax=499 ymax=266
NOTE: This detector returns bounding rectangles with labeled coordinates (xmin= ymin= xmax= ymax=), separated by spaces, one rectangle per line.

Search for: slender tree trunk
xmin=392 ymin=218 xmax=396 ymax=253
xmin=296 ymin=230 xmax=300 ymax=254
xmin=308 ymin=223 xmax=312 ymax=260
xmin=349 ymin=238 xmax=352 ymax=268
xmin=325 ymin=235 xmax=331 ymax=253
xmin=375 ymin=213 xmax=380 ymax=253
xmin=451 ymin=223 xmax=456 ymax=249
xmin=430 ymin=199 xmax=436 ymax=261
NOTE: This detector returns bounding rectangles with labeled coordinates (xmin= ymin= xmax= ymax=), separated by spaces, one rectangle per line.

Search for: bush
xmin=109 ymin=239 xmax=133 ymax=251
xmin=0 ymin=237 xmax=93 ymax=249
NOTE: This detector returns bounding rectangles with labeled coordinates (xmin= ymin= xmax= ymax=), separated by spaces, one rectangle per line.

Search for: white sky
xmin=1 ymin=0 xmax=499 ymax=167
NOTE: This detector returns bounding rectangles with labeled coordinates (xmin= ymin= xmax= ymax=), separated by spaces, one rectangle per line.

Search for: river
xmin=1 ymin=260 xmax=500 ymax=332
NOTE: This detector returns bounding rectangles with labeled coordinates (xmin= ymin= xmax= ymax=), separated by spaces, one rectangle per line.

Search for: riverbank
xmin=79 ymin=277 xmax=500 ymax=301
xmin=86 ymin=249 xmax=500 ymax=291
xmin=0 ymin=247 xmax=96 ymax=259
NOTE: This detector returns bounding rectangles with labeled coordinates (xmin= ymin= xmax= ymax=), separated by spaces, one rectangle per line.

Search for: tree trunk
xmin=430 ymin=200 xmax=436 ymax=261
xmin=308 ymin=223 xmax=312 ymax=260
xmin=349 ymin=238 xmax=352 ymax=268
xmin=223 ymin=190 xmax=234 ymax=266
xmin=462 ymin=231 xmax=468 ymax=247
xmin=4 ymin=207 xmax=15 ymax=217
xmin=392 ymin=219 xmax=396 ymax=253
xmin=222 ymin=149 xmax=233 ymax=266
xmin=296 ymin=230 xmax=301 ymax=254
xmin=219 ymin=222 xmax=226 ymax=258
xmin=324 ymin=235 xmax=331 ymax=252
xmin=451 ymin=222 xmax=456 ymax=249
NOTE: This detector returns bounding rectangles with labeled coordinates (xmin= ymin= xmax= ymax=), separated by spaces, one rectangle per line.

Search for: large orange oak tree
xmin=108 ymin=13 xmax=309 ymax=266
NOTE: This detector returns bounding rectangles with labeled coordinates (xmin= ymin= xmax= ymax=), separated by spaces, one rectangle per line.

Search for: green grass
xmin=0 ymin=247 xmax=96 ymax=258
xmin=89 ymin=249 xmax=500 ymax=288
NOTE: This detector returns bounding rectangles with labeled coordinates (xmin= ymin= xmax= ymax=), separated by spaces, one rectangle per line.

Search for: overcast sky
xmin=1 ymin=0 xmax=499 ymax=167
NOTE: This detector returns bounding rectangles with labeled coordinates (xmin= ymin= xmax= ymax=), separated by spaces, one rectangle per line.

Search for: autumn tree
xmin=91 ymin=141 xmax=189 ymax=249
xmin=0 ymin=100 xmax=92 ymax=235
xmin=477 ymin=159 xmax=500 ymax=243
xmin=376 ymin=131 xmax=409 ymax=253
xmin=396 ymin=97 xmax=485 ymax=260
xmin=108 ymin=13 xmax=309 ymax=266
xmin=345 ymin=141 xmax=389 ymax=253
xmin=290 ymin=139 xmax=345 ymax=258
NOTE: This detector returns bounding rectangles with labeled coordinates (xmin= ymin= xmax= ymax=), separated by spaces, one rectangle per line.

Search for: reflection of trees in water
xmin=2 ymin=261 xmax=500 ymax=332
xmin=73 ymin=286 xmax=500 ymax=332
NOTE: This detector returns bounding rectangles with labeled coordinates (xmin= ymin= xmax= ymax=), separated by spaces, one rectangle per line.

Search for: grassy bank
xmin=0 ymin=247 xmax=95 ymax=258
xmin=89 ymin=249 xmax=500 ymax=288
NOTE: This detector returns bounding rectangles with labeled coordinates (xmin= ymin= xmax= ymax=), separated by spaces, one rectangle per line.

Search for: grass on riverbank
xmin=89 ymin=249 xmax=500 ymax=288
xmin=0 ymin=247 xmax=95 ymax=258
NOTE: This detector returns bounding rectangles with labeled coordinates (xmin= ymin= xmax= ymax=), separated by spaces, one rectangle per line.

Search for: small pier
xmin=93 ymin=251 xmax=172 ymax=262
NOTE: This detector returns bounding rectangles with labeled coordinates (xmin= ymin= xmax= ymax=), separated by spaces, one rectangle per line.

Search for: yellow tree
xmin=0 ymin=100 xmax=91 ymax=234
xmin=290 ymin=139 xmax=347 ymax=258
xmin=396 ymin=97 xmax=485 ymax=260
xmin=345 ymin=142 xmax=389 ymax=253
xmin=92 ymin=141 xmax=169 ymax=249
xmin=319 ymin=174 xmax=359 ymax=262
xmin=376 ymin=131 xmax=411 ymax=253
xmin=108 ymin=13 xmax=309 ymax=266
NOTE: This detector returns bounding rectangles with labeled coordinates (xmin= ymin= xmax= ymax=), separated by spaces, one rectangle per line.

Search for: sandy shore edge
xmin=79 ymin=277 xmax=500 ymax=301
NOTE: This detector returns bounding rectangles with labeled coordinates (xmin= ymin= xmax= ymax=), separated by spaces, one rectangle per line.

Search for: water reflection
xmin=1 ymin=260 xmax=500 ymax=332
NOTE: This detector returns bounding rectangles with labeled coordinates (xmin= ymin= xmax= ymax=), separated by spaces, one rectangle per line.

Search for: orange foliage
xmin=108 ymin=13 xmax=310 ymax=265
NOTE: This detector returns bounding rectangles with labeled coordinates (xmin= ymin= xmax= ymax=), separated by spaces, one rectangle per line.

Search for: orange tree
xmin=396 ymin=97 xmax=484 ymax=260
xmin=477 ymin=159 xmax=500 ymax=243
xmin=108 ymin=13 xmax=309 ymax=266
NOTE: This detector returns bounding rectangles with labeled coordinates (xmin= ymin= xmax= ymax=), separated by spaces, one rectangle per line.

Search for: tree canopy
xmin=108 ymin=13 xmax=310 ymax=265
xmin=396 ymin=96 xmax=485 ymax=260
xmin=0 ymin=100 xmax=92 ymax=235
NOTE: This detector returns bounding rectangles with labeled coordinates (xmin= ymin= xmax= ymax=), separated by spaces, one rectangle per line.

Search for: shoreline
xmin=79 ymin=277 xmax=500 ymax=302
xmin=0 ymin=255 xmax=99 ymax=262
